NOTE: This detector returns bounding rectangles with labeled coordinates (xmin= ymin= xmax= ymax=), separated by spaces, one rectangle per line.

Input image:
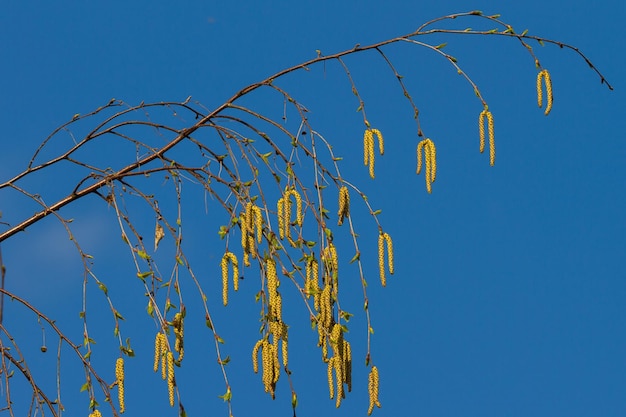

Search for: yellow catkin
xmin=253 ymin=205 xmax=263 ymax=243
xmin=221 ymin=252 xmax=239 ymax=306
xmin=243 ymin=202 xmax=262 ymax=251
xmin=267 ymin=258 xmax=278 ymax=295
xmin=429 ymin=140 xmax=437 ymax=182
xmin=252 ymin=339 xmax=263 ymax=373
xmin=283 ymin=193 xmax=293 ymax=245
xmin=115 ymin=358 xmax=125 ymax=413
xmin=272 ymin=338 xmax=281 ymax=385
xmin=487 ymin=111 xmax=495 ymax=166
xmin=377 ymin=232 xmax=394 ymax=286
xmin=304 ymin=258 xmax=313 ymax=298
xmin=343 ymin=340 xmax=352 ymax=392
xmin=537 ymin=70 xmax=544 ymax=108
xmin=281 ymin=323 xmax=288 ymax=368
xmin=245 ymin=202 xmax=254 ymax=233
xmin=240 ymin=212 xmax=252 ymax=267
xmin=261 ymin=340 xmax=273 ymax=393
xmin=173 ymin=313 xmax=184 ymax=362
xmin=537 ymin=69 xmax=553 ymax=115
xmin=327 ymin=356 xmax=336 ymax=399
xmin=337 ymin=186 xmax=350 ymax=226
xmin=240 ymin=211 xmax=249 ymax=253
xmin=312 ymin=269 xmax=321 ymax=311
xmin=221 ymin=255 xmax=229 ymax=306
xmin=161 ymin=345 xmax=167 ymax=381
xmin=544 ymin=70 xmax=553 ymax=116
xmin=363 ymin=129 xmax=373 ymax=166
xmin=266 ymin=258 xmax=282 ymax=322
xmin=334 ymin=357 xmax=344 ymax=407
xmin=425 ymin=139 xmax=436 ymax=193
xmin=273 ymin=292 xmax=283 ymax=323
xmin=277 ymin=197 xmax=285 ymax=239
xmin=416 ymin=140 xmax=424 ymax=174
xmin=363 ymin=129 xmax=376 ymax=179
xmin=153 ymin=332 xmax=163 ymax=372
xmin=288 ymin=189 xmax=303 ymax=227
xmin=479 ymin=110 xmax=486 ymax=153
xmin=270 ymin=321 xmax=281 ymax=345
xmin=479 ymin=109 xmax=495 ymax=167
xmin=320 ymin=283 xmax=332 ymax=329
xmin=248 ymin=234 xmax=255 ymax=259
xmin=544 ymin=69 xmax=553 ymax=115
xmin=378 ymin=234 xmax=386 ymax=287
xmin=322 ymin=244 xmax=338 ymax=277
xmin=367 ymin=366 xmax=381 ymax=415
xmin=167 ymin=351 xmax=175 ymax=407
xmin=384 ymin=233 xmax=394 ymax=275
xmin=417 ymin=139 xmax=437 ymax=193
xmin=89 ymin=410 xmax=103 ymax=417
xmin=320 ymin=326 xmax=329 ymax=362
xmin=330 ymin=323 xmax=342 ymax=353
xmin=371 ymin=128 xmax=384 ymax=156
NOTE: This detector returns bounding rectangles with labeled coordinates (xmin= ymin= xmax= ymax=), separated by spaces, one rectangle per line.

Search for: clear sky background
xmin=1 ymin=1 xmax=625 ymax=417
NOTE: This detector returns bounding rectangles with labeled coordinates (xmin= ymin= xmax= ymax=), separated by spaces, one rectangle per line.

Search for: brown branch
xmin=0 ymin=11 xmax=610 ymax=243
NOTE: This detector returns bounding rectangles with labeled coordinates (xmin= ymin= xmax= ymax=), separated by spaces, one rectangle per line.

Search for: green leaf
xmin=218 ymin=387 xmax=232 ymax=402
xmin=218 ymin=356 xmax=231 ymax=365
xmin=114 ymin=310 xmax=125 ymax=320
xmin=80 ymin=382 xmax=89 ymax=392
xmin=291 ymin=392 xmax=298 ymax=408
xmin=260 ymin=151 xmax=273 ymax=164
xmin=165 ymin=300 xmax=177 ymax=312
xmin=97 ymin=282 xmax=108 ymax=296
xmin=372 ymin=209 xmax=382 ymax=216
xmin=137 ymin=271 xmax=153 ymax=279
xmin=218 ymin=225 xmax=228 ymax=239
xmin=137 ymin=250 xmax=150 ymax=260
xmin=349 ymin=252 xmax=360 ymax=264
xmin=340 ymin=311 xmax=354 ymax=322
xmin=434 ymin=43 xmax=447 ymax=50
xmin=123 ymin=338 xmax=135 ymax=357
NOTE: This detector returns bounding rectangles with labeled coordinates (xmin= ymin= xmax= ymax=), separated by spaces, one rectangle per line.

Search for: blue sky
xmin=1 ymin=1 xmax=625 ymax=417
